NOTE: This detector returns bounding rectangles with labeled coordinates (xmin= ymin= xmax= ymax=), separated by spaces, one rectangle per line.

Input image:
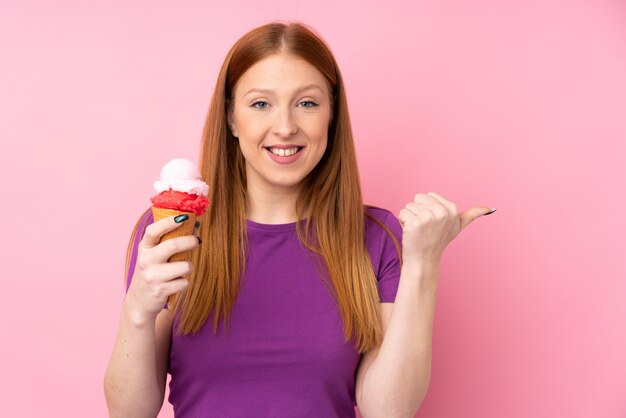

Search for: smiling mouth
xmin=264 ymin=146 xmax=304 ymax=157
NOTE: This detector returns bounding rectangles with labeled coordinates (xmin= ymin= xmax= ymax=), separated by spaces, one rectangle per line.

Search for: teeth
xmin=269 ymin=147 xmax=299 ymax=157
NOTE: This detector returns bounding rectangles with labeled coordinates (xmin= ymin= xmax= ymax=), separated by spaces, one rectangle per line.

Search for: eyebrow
xmin=243 ymin=84 xmax=324 ymax=97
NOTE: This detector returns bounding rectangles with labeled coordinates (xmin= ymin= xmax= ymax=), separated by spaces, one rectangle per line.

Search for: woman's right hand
xmin=124 ymin=215 xmax=200 ymax=324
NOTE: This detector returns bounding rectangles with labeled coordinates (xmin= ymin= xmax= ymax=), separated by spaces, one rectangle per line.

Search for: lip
xmin=265 ymin=144 xmax=305 ymax=149
xmin=264 ymin=146 xmax=304 ymax=165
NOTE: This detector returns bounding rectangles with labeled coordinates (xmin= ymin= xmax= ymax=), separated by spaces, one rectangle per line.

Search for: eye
xmin=299 ymin=101 xmax=319 ymax=108
xmin=251 ymin=101 xmax=269 ymax=109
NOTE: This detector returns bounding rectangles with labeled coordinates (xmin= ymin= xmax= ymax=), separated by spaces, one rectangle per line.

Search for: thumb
xmin=459 ymin=207 xmax=497 ymax=230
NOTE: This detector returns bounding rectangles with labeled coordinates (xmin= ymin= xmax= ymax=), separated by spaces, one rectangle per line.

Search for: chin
xmin=264 ymin=173 xmax=308 ymax=189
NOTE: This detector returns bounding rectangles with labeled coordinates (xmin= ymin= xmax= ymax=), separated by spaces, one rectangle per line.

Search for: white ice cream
xmin=153 ymin=158 xmax=209 ymax=196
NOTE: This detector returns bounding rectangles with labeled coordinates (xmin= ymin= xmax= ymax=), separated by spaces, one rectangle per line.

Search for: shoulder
xmin=125 ymin=207 xmax=155 ymax=290
xmin=362 ymin=205 xmax=402 ymax=297
xmin=134 ymin=206 xmax=155 ymax=245
xmin=136 ymin=207 xmax=155 ymax=240
xmin=364 ymin=205 xmax=402 ymax=240
xmin=363 ymin=205 xmax=402 ymax=264
xmin=142 ymin=207 xmax=155 ymax=227
xmin=364 ymin=205 xmax=395 ymax=222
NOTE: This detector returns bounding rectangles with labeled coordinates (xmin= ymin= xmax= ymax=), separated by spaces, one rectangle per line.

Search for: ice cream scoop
xmin=151 ymin=158 xmax=209 ymax=216
xmin=153 ymin=158 xmax=209 ymax=196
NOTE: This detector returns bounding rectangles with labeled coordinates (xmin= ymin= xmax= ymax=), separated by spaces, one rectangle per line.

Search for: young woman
xmin=104 ymin=21 xmax=495 ymax=418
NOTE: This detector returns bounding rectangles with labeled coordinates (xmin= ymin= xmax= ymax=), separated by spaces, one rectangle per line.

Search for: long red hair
xmin=125 ymin=21 xmax=401 ymax=353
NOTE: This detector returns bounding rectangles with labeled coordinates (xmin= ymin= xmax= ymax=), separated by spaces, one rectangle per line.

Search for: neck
xmin=246 ymin=179 xmax=302 ymax=224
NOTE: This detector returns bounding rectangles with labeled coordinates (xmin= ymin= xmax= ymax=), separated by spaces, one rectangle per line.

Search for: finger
xmin=153 ymin=235 xmax=200 ymax=262
xmin=426 ymin=192 xmax=457 ymax=215
xmin=413 ymin=193 xmax=448 ymax=215
xmin=405 ymin=202 xmax=441 ymax=219
xmin=145 ymin=277 xmax=190 ymax=301
xmin=459 ymin=207 xmax=496 ymax=230
xmin=142 ymin=261 xmax=193 ymax=284
xmin=163 ymin=260 xmax=194 ymax=279
xmin=141 ymin=214 xmax=191 ymax=250
xmin=193 ymin=220 xmax=201 ymax=235
xmin=413 ymin=193 xmax=440 ymax=205
xmin=166 ymin=277 xmax=190 ymax=296
xmin=397 ymin=207 xmax=414 ymax=228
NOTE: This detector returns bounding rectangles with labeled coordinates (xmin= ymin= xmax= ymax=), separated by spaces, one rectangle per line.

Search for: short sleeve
xmin=125 ymin=208 xmax=155 ymax=293
xmin=365 ymin=207 xmax=403 ymax=303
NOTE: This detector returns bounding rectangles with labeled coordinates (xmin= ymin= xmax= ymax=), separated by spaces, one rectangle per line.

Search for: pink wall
xmin=1 ymin=0 xmax=624 ymax=417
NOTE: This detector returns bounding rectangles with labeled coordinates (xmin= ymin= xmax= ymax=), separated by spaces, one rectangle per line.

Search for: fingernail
xmin=483 ymin=208 xmax=497 ymax=216
xmin=174 ymin=214 xmax=189 ymax=223
xmin=196 ymin=236 xmax=202 ymax=245
xmin=194 ymin=221 xmax=200 ymax=228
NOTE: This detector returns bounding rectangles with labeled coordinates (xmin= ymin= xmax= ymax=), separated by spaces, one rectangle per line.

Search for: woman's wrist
xmin=122 ymin=299 xmax=158 ymax=329
xmin=401 ymin=256 xmax=441 ymax=292
xmin=402 ymin=253 xmax=440 ymax=272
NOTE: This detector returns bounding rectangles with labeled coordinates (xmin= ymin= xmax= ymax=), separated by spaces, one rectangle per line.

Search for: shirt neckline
xmin=245 ymin=218 xmax=307 ymax=232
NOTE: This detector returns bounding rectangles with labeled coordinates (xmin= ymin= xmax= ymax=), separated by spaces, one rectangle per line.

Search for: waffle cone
xmin=151 ymin=207 xmax=198 ymax=263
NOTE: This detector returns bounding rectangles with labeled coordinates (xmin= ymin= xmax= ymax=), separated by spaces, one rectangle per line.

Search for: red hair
xmin=125 ymin=21 xmax=401 ymax=353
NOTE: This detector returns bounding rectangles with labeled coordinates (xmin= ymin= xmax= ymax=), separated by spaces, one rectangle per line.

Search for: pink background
xmin=1 ymin=0 xmax=624 ymax=417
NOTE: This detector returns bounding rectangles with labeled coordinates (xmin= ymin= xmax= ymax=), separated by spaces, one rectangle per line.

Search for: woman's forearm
xmin=359 ymin=261 xmax=438 ymax=418
xmin=103 ymin=304 xmax=165 ymax=418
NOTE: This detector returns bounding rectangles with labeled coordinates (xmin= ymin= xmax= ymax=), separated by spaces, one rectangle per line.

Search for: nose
xmin=272 ymin=107 xmax=298 ymax=138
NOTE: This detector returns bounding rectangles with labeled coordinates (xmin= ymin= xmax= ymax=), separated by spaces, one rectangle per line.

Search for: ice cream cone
xmin=149 ymin=158 xmax=208 ymax=310
xmin=151 ymin=207 xmax=198 ymax=263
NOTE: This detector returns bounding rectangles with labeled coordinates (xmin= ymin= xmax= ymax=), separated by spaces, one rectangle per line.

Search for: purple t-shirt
xmin=126 ymin=206 xmax=402 ymax=417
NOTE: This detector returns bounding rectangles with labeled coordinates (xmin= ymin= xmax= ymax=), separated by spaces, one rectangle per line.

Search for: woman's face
xmin=228 ymin=52 xmax=333 ymax=195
